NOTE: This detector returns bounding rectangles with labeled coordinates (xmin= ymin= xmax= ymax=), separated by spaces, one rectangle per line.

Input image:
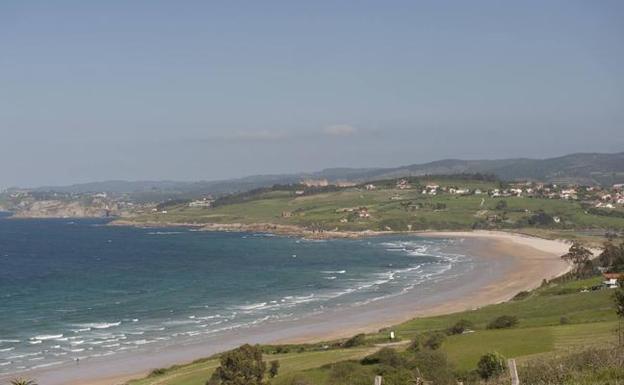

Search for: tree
xmin=477 ymin=352 xmax=507 ymax=379
xmin=495 ymin=200 xmax=507 ymax=210
xmin=207 ymin=344 xmax=266 ymax=385
xmin=561 ymin=242 xmax=594 ymax=278
xmin=269 ymin=360 xmax=280 ymax=378
xmin=598 ymin=242 xmax=624 ymax=272
xmin=9 ymin=379 xmax=38 ymax=385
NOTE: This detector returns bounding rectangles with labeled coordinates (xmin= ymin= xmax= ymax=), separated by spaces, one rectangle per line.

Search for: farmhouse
xmin=603 ymin=273 xmax=623 ymax=289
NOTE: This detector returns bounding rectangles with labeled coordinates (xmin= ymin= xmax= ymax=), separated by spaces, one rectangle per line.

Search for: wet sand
xmin=9 ymin=231 xmax=571 ymax=385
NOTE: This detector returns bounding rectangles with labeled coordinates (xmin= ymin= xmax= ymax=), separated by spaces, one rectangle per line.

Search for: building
xmin=603 ymin=273 xmax=623 ymax=289
xmin=301 ymin=179 xmax=329 ymax=187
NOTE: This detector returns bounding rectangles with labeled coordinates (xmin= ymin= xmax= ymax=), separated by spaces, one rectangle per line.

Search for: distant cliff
xmin=9 ymin=200 xmax=122 ymax=219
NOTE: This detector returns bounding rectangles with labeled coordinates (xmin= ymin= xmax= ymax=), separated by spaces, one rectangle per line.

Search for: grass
xmin=127 ymin=179 xmax=624 ymax=234
xmin=127 ymin=277 xmax=621 ymax=385
xmin=128 ymin=347 xmax=377 ymax=385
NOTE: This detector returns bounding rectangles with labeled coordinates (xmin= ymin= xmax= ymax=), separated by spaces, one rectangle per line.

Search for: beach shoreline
xmin=7 ymin=230 xmax=572 ymax=385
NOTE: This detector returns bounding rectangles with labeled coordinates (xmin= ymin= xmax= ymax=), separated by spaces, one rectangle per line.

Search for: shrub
xmin=149 ymin=368 xmax=166 ymax=376
xmin=343 ymin=333 xmax=366 ymax=348
xmin=327 ymin=361 xmax=373 ymax=385
xmin=446 ymin=319 xmax=474 ymax=335
xmin=559 ymin=316 xmax=570 ymax=325
xmin=487 ymin=315 xmax=518 ymax=329
xmin=407 ymin=334 xmax=424 ymax=352
xmin=269 ymin=360 xmax=280 ymax=378
xmin=477 ymin=352 xmax=507 ymax=379
xmin=361 ymin=348 xmax=404 ymax=367
xmin=423 ymin=332 xmax=446 ymax=350
xmin=379 ymin=367 xmax=415 ymax=385
xmin=512 ymin=291 xmax=530 ymax=301
xmin=518 ymin=347 xmax=624 ymax=384
xmin=412 ymin=350 xmax=457 ymax=385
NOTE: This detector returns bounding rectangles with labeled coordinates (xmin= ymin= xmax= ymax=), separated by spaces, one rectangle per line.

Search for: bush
xmin=512 ymin=291 xmax=530 ymax=301
xmin=361 ymin=348 xmax=404 ymax=367
xmin=149 ymin=368 xmax=166 ymax=376
xmin=327 ymin=361 xmax=373 ymax=385
xmin=559 ymin=316 xmax=570 ymax=325
xmin=477 ymin=352 xmax=507 ymax=379
xmin=518 ymin=347 xmax=624 ymax=384
xmin=407 ymin=335 xmax=423 ymax=352
xmin=269 ymin=360 xmax=280 ymax=378
xmin=423 ymin=332 xmax=446 ymax=350
xmin=446 ymin=319 xmax=474 ymax=335
xmin=378 ymin=367 xmax=416 ymax=385
xmin=412 ymin=350 xmax=457 ymax=385
xmin=343 ymin=333 xmax=366 ymax=348
xmin=487 ymin=315 xmax=518 ymax=329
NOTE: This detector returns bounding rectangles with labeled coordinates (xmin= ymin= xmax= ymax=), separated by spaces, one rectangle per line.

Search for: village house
xmin=560 ymin=189 xmax=577 ymax=200
xmin=301 ymin=179 xmax=329 ymax=187
xmin=424 ymin=184 xmax=439 ymax=195
xmin=603 ymin=273 xmax=623 ymax=289
xmin=189 ymin=197 xmax=214 ymax=208
xmin=449 ymin=188 xmax=470 ymax=195
xmin=396 ymin=179 xmax=411 ymax=190
xmin=365 ymin=184 xmax=376 ymax=191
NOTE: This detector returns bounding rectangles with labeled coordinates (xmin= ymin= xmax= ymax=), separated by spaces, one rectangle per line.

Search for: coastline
xmin=9 ymin=230 xmax=571 ymax=385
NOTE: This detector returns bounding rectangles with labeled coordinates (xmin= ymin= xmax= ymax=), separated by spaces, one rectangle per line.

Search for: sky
xmin=1 ymin=1 xmax=623 ymax=188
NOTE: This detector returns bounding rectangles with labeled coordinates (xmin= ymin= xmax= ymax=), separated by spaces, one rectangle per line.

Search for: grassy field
xmin=127 ymin=277 xmax=621 ymax=385
xmin=128 ymin=179 xmax=624 ymax=234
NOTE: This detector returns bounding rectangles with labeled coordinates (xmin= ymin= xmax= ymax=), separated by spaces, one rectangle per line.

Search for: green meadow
xmin=128 ymin=179 xmax=624 ymax=235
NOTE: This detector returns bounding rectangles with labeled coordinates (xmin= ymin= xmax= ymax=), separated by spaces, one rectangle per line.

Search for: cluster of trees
xmin=561 ymin=240 xmax=624 ymax=279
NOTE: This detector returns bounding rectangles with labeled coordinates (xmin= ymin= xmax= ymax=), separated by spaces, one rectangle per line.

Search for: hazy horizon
xmin=2 ymin=1 xmax=623 ymax=189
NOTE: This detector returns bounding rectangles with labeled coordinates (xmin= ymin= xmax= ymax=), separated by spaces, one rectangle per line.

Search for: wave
xmin=237 ymin=302 xmax=268 ymax=311
xmin=321 ymin=270 xmax=346 ymax=274
xmin=0 ymin=347 xmax=15 ymax=352
xmin=147 ymin=231 xmax=183 ymax=235
xmin=75 ymin=321 xmax=121 ymax=330
xmin=31 ymin=334 xmax=63 ymax=341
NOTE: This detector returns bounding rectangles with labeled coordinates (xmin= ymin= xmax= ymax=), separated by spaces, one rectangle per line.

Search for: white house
xmin=603 ymin=273 xmax=623 ymax=289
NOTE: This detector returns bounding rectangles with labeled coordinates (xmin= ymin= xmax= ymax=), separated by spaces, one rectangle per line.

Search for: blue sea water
xmin=0 ymin=215 xmax=468 ymax=375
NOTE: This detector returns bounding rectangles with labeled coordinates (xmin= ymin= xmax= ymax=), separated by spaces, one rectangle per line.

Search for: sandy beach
xmin=7 ymin=231 xmax=571 ymax=385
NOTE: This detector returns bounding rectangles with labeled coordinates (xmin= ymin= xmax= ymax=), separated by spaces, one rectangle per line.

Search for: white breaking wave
xmin=75 ymin=321 xmax=121 ymax=330
xmin=31 ymin=334 xmax=63 ymax=341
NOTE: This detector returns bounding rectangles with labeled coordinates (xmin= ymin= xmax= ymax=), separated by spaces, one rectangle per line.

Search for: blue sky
xmin=1 ymin=1 xmax=623 ymax=188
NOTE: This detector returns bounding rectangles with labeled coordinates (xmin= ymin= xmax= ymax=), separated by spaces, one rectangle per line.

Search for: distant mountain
xmin=29 ymin=152 xmax=624 ymax=201
xmin=325 ymin=152 xmax=624 ymax=186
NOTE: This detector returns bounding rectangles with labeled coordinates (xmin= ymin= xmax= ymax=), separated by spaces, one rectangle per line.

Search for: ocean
xmin=0 ymin=215 xmax=472 ymax=376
